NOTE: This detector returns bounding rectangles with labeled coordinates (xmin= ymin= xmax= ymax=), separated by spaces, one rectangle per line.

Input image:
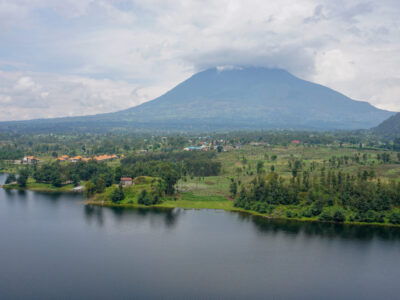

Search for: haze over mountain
xmin=0 ymin=67 xmax=395 ymax=133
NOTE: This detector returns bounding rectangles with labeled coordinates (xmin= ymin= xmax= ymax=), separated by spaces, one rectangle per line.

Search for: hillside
xmin=0 ymin=67 xmax=395 ymax=132
xmin=373 ymin=112 xmax=400 ymax=138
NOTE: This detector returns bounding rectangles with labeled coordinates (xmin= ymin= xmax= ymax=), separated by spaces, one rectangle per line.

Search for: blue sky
xmin=0 ymin=0 xmax=400 ymax=121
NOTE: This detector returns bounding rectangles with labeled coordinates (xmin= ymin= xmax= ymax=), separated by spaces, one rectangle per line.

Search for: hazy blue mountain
xmin=373 ymin=112 xmax=400 ymax=138
xmin=0 ymin=67 xmax=395 ymax=132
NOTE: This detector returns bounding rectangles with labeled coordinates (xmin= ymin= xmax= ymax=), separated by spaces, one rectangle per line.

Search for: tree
xmin=71 ymin=174 xmax=79 ymax=186
xmin=114 ymin=166 xmax=122 ymax=183
xmin=333 ymin=209 xmax=346 ymax=222
xmin=5 ymin=173 xmax=16 ymax=184
xmin=51 ymin=174 xmax=62 ymax=187
xmin=256 ymin=161 xmax=264 ymax=175
xmin=111 ymin=184 xmax=125 ymax=203
xmin=229 ymin=178 xmax=237 ymax=197
xmin=17 ymin=169 xmax=29 ymax=187
xmin=389 ymin=211 xmax=400 ymax=224
xmin=84 ymin=180 xmax=96 ymax=198
xmin=159 ymin=164 xmax=180 ymax=195
xmin=318 ymin=209 xmax=332 ymax=221
xmin=96 ymin=174 xmax=105 ymax=193
xmin=138 ymin=189 xmax=149 ymax=205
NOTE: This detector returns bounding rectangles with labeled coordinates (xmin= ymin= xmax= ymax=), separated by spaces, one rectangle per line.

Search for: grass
xmin=3 ymin=178 xmax=75 ymax=192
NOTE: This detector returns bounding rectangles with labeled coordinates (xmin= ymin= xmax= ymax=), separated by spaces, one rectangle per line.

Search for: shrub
xmin=84 ymin=180 xmax=96 ymax=198
xmin=333 ymin=209 xmax=346 ymax=223
xmin=318 ymin=209 xmax=333 ymax=221
xmin=389 ymin=211 xmax=400 ymax=224
xmin=301 ymin=208 xmax=312 ymax=218
xmin=111 ymin=185 xmax=125 ymax=203
xmin=5 ymin=174 xmax=16 ymax=184
xmin=286 ymin=210 xmax=297 ymax=218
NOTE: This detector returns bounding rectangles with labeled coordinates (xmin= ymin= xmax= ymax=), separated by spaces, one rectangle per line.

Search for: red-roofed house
xmin=120 ymin=177 xmax=133 ymax=186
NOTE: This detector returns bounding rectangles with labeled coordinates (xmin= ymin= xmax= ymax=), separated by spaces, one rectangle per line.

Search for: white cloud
xmin=0 ymin=0 xmax=400 ymax=121
xmin=14 ymin=76 xmax=36 ymax=91
xmin=0 ymin=71 xmax=163 ymax=121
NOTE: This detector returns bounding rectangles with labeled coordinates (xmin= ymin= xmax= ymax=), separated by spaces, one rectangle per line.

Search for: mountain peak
xmin=0 ymin=67 xmax=395 ymax=132
xmin=116 ymin=66 xmax=393 ymax=130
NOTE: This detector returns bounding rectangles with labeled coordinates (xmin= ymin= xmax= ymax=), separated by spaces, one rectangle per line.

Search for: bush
xmin=389 ymin=211 xmax=400 ymax=224
xmin=310 ymin=201 xmax=323 ymax=216
xmin=318 ymin=209 xmax=333 ymax=221
xmin=111 ymin=185 xmax=125 ymax=203
xmin=17 ymin=169 xmax=29 ymax=187
xmin=355 ymin=210 xmax=379 ymax=223
xmin=286 ymin=210 xmax=297 ymax=218
xmin=333 ymin=209 xmax=346 ymax=223
xmin=5 ymin=174 xmax=16 ymax=184
xmin=137 ymin=189 xmax=160 ymax=206
xmin=301 ymin=208 xmax=312 ymax=218
xmin=138 ymin=189 xmax=149 ymax=205
xmin=84 ymin=180 xmax=96 ymax=198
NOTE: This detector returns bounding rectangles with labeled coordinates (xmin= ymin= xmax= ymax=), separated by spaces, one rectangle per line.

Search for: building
xmin=57 ymin=155 xmax=69 ymax=162
xmin=69 ymin=156 xmax=83 ymax=163
xmin=183 ymin=146 xmax=206 ymax=151
xmin=22 ymin=156 xmax=39 ymax=164
xmin=120 ymin=177 xmax=133 ymax=186
xmin=93 ymin=154 xmax=118 ymax=161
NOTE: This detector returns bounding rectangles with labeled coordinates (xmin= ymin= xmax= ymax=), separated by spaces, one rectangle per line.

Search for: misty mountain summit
xmin=111 ymin=67 xmax=394 ymax=130
xmin=0 ymin=67 xmax=394 ymax=132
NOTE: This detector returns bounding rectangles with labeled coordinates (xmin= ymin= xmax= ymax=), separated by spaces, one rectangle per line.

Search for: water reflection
xmin=84 ymin=205 xmax=182 ymax=229
xmin=84 ymin=205 xmax=105 ymax=226
xmin=249 ymin=214 xmax=400 ymax=242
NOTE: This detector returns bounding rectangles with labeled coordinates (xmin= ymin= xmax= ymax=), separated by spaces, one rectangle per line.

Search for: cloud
xmin=0 ymin=71 xmax=164 ymax=121
xmin=0 ymin=0 xmax=400 ymax=121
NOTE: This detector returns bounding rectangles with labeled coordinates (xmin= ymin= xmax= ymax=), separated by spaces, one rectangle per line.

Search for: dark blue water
xmin=1 ymin=173 xmax=400 ymax=299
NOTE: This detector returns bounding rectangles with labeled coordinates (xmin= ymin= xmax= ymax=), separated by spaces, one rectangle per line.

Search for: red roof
xmin=120 ymin=177 xmax=132 ymax=181
xmin=292 ymin=140 xmax=301 ymax=144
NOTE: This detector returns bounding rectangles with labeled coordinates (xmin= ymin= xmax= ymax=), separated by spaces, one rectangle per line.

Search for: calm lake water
xmin=1 ymin=174 xmax=400 ymax=299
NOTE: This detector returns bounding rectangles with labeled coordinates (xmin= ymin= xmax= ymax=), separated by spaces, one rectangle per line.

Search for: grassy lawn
xmin=3 ymin=178 xmax=75 ymax=192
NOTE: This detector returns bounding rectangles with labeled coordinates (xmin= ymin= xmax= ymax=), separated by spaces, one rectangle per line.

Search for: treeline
xmin=121 ymin=151 xmax=221 ymax=177
xmin=19 ymin=160 xmax=115 ymax=188
xmin=0 ymin=132 xmax=189 ymax=160
xmin=234 ymin=171 xmax=400 ymax=225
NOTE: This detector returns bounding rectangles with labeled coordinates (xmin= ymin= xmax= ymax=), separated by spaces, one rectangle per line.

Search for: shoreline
xmin=2 ymin=183 xmax=81 ymax=194
xmin=86 ymin=198 xmax=400 ymax=229
xmin=2 ymin=183 xmax=400 ymax=228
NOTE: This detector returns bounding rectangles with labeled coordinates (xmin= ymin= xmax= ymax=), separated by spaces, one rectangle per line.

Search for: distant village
xmin=19 ymin=154 xmax=124 ymax=165
xmin=15 ymin=138 xmax=303 ymax=165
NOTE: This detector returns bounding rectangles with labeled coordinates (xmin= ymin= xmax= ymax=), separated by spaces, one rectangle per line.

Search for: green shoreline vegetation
xmin=2 ymin=131 xmax=400 ymax=227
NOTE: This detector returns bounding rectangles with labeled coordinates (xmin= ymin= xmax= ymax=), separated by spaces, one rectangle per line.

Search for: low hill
xmin=0 ymin=67 xmax=395 ymax=133
xmin=373 ymin=112 xmax=400 ymax=138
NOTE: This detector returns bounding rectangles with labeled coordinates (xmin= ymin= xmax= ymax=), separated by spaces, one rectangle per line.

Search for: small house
xmin=22 ymin=156 xmax=39 ymax=164
xmin=120 ymin=177 xmax=133 ymax=186
xmin=69 ymin=156 xmax=83 ymax=163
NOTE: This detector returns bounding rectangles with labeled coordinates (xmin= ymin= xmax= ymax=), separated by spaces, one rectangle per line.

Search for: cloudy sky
xmin=0 ymin=0 xmax=399 ymax=121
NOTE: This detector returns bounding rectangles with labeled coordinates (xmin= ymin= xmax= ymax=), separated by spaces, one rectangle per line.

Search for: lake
xmin=1 ymin=173 xmax=400 ymax=299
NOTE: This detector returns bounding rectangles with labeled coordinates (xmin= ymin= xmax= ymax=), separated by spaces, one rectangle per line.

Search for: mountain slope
xmin=373 ymin=112 xmax=400 ymax=138
xmin=0 ymin=67 xmax=395 ymax=132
